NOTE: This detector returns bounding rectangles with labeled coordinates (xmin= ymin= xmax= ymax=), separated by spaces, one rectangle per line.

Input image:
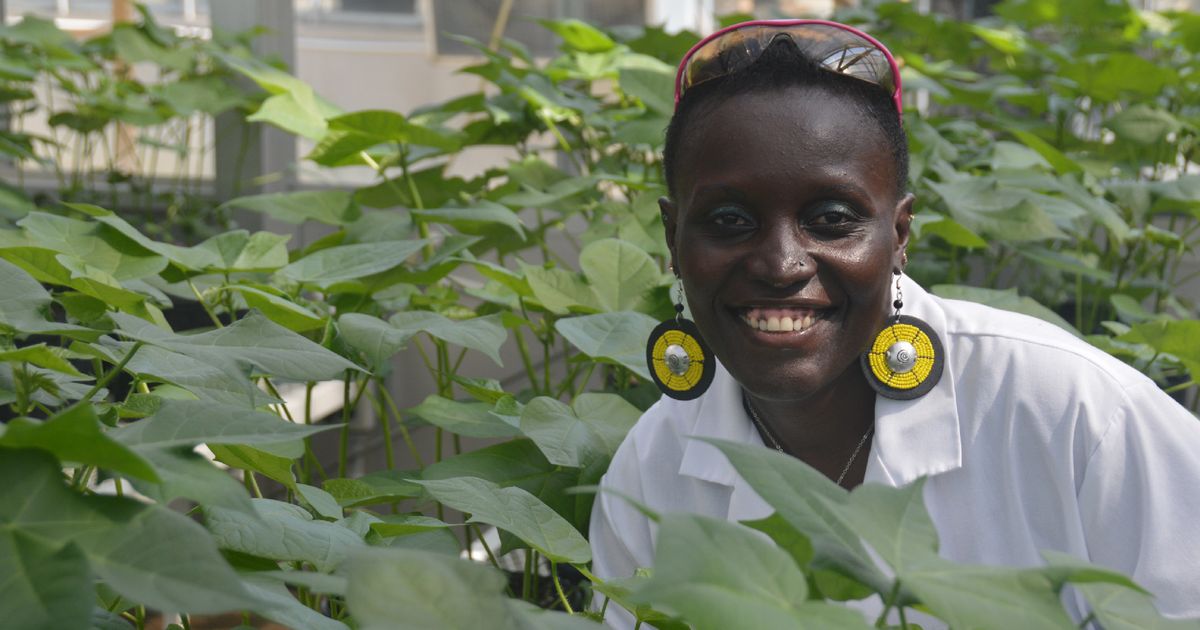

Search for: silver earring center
xmin=664 ymin=344 xmax=691 ymax=375
xmin=886 ymin=340 xmax=917 ymax=373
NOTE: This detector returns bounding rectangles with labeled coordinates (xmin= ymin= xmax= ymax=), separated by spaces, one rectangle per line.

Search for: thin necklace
xmin=742 ymin=393 xmax=874 ymax=486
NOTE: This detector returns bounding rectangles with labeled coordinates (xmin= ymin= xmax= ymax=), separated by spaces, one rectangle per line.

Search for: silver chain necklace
xmin=742 ymin=393 xmax=874 ymax=486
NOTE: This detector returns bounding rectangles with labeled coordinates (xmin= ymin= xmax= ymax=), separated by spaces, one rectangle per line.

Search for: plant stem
xmin=82 ymin=342 xmax=144 ymax=403
xmin=551 ymin=561 xmax=575 ymax=614
xmin=380 ymin=385 xmax=425 ymax=467
xmin=187 ymin=279 xmax=223 ymax=328
xmin=244 ymin=471 xmax=263 ymax=498
xmin=875 ymin=581 xmax=902 ymax=627
xmin=339 ymin=373 xmax=353 ymax=477
xmin=523 ymin=550 xmax=534 ymax=601
xmin=261 ymin=378 xmax=294 ymax=422
xmin=371 ymin=381 xmax=396 ymax=469
xmin=471 ymin=524 xmax=503 ymax=570
xmin=513 ymin=327 xmax=541 ymax=394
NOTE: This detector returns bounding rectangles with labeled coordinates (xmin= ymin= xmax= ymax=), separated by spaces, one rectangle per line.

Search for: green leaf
xmin=412 ymin=201 xmax=525 ymax=239
xmin=113 ymin=311 xmax=361 ymax=383
xmin=156 ymin=76 xmax=245 ymax=116
xmin=248 ymin=89 xmax=329 ymax=140
xmin=1009 ymin=129 xmax=1082 ymax=174
xmin=369 ymin=515 xmax=450 ymax=538
xmin=326 ymin=109 xmax=463 ymax=150
xmin=225 ymin=284 xmax=325 ymax=332
xmin=220 ymin=190 xmax=360 ymax=226
xmin=556 ymin=311 xmax=658 ymax=380
xmin=337 ymin=313 xmax=411 ymax=370
xmin=0 ymin=343 xmax=84 ymax=376
xmin=0 ymin=404 xmax=158 ymax=481
xmin=1105 ymin=105 xmax=1183 ymax=145
xmin=836 ymin=480 xmax=939 ymax=573
xmin=521 ymin=262 xmax=600 ymax=314
xmin=17 ymin=211 xmax=167 ymax=281
xmin=0 ymin=258 xmax=87 ymax=335
xmin=619 ymin=67 xmax=675 ymax=114
xmin=0 ymin=448 xmax=259 ymax=613
xmin=421 ymin=439 xmax=575 ymax=518
xmin=519 ymin=393 xmax=639 ymax=467
xmin=131 ymin=448 xmax=255 ymax=517
xmin=1038 ymin=550 xmax=1147 ymax=594
xmin=407 ymin=395 xmax=521 ymax=439
xmin=580 ymin=238 xmax=663 ymax=312
xmin=111 ymin=399 xmax=335 ymax=449
xmin=539 ymin=18 xmax=616 ymax=53
xmin=1073 ymin=582 xmax=1194 ymax=630
xmin=703 ymin=439 xmax=890 ymax=593
xmin=323 ymin=469 xmax=422 ymax=507
xmin=388 ymin=311 xmax=506 ymax=367
xmin=0 ymin=532 xmax=92 ymax=630
xmin=206 ymin=499 xmax=365 ymax=572
xmin=911 ymin=215 xmax=987 ymax=249
xmin=931 ymin=285 xmax=1080 ymax=337
xmin=277 ymin=240 xmax=426 ymax=288
xmin=742 ymin=513 xmax=815 ymax=570
xmin=928 ymin=179 xmax=1067 ymax=242
xmin=117 ymin=342 xmax=262 ymax=406
xmin=990 ymin=141 xmax=1051 ymax=171
xmin=901 ymin=559 xmax=1075 ymax=630
xmin=296 ymin=484 xmax=343 ymax=520
xmin=416 ymin=476 xmax=591 ymax=564
xmin=345 ymin=548 xmax=520 ymax=630
xmin=209 ymin=444 xmax=296 ymax=489
xmin=630 ymin=514 xmax=871 ymax=630
xmin=1061 ymin=54 xmax=1176 ymax=102
xmin=1118 ymin=319 xmax=1200 ymax=378
xmin=189 ymin=230 xmax=291 ymax=272
xmin=240 ymin=574 xmax=349 ymax=630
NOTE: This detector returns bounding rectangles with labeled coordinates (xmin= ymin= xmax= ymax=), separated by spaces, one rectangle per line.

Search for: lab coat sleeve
xmin=589 ymin=424 xmax=657 ymax=629
xmin=1077 ymin=380 xmax=1200 ymax=618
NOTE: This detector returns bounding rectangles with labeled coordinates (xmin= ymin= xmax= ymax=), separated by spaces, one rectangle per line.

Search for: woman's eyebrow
xmin=687 ymin=183 xmax=749 ymax=205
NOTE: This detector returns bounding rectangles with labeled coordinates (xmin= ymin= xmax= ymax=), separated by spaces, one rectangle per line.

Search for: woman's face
xmin=662 ymin=85 xmax=913 ymax=403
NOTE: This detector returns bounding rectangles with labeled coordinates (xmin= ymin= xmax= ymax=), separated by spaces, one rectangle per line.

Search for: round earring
xmin=860 ymin=272 xmax=944 ymax=400
xmin=646 ymin=281 xmax=714 ymax=401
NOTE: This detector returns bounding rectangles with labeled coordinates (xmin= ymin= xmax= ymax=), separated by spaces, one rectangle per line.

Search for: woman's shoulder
xmin=932 ymin=292 xmax=1156 ymax=398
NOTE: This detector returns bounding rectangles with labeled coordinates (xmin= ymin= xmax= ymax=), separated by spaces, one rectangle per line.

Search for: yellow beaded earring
xmin=646 ymin=280 xmax=714 ymax=400
xmin=861 ymin=272 xmax=944 ymax=400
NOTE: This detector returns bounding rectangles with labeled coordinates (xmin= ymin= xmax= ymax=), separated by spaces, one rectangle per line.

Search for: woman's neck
xmin=744 ymin=367 xmax=876 ymax=483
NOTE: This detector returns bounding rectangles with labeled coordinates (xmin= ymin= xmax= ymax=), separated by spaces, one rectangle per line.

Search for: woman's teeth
xmin=740 ymin=309 xmax=818 ymax=333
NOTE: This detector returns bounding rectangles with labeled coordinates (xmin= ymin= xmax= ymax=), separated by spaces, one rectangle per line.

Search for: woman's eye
xmin=808 ymin=202 xmax=861 ymax=229
xmin=710 ymin=208 xmax=753 ymax=228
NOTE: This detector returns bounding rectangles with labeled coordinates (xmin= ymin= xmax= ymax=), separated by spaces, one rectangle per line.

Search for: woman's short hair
xmin=662 ymin=37 xmax=910 ymax=200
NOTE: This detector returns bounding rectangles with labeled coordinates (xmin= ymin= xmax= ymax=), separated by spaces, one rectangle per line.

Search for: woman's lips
xmin=738 ymin=307 xmax=825 ymax=333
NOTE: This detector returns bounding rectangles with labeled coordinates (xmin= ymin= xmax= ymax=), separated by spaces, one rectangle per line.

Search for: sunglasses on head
xmin=674 ymin=19 xmax=903 ymax=120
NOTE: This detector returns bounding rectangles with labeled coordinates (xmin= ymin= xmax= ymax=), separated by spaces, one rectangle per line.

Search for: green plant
xmin=0 ymin=8 xmax=255 ymax=239
xmin=0 ymin=1 xmax=1197 ymax=628
xmin=846 ymin=0 xmax=1200 ymax=403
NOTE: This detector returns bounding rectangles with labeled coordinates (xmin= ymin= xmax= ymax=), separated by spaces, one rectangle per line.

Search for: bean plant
xmin=0 ymin=1 xmax=1196 ymax=628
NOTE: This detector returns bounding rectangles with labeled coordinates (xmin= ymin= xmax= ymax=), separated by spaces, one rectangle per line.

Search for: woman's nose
xmin=747 ymin=226 xmax=814 ymax=288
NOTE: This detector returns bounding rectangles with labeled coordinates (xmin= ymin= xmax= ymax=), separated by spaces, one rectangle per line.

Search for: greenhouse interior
xmin=1 ymin=0 xmax=1199 ymax=628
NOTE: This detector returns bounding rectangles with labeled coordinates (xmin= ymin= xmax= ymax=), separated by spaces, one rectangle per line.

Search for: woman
xmin=589 ymin=19 xmax=1200 ymax=627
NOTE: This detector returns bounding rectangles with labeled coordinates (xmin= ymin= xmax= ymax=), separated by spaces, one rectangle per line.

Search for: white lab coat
xmin=590 ymin=276 xmax=1200 ymax=627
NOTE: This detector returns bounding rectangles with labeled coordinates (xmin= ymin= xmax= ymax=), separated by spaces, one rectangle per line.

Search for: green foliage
xmin=0 ymin=10 xmax=258 ymax=239
xmin=0 ymin=0 xmax=1196 ymax=628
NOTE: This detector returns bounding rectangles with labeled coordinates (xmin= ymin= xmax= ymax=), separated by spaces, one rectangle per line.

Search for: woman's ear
xmin=659 ymin=196 xmax=680 ymax=272
xmin=894 ymin=193 xmax=915 ymax=272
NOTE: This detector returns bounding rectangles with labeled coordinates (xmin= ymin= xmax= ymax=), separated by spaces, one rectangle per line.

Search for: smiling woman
xmin=589 ymin=19 xmax=1200 ymax=628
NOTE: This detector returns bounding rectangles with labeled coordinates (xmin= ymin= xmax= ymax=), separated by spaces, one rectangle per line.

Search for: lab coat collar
xmin=677 ymin=275 xmax=962 ymax=489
